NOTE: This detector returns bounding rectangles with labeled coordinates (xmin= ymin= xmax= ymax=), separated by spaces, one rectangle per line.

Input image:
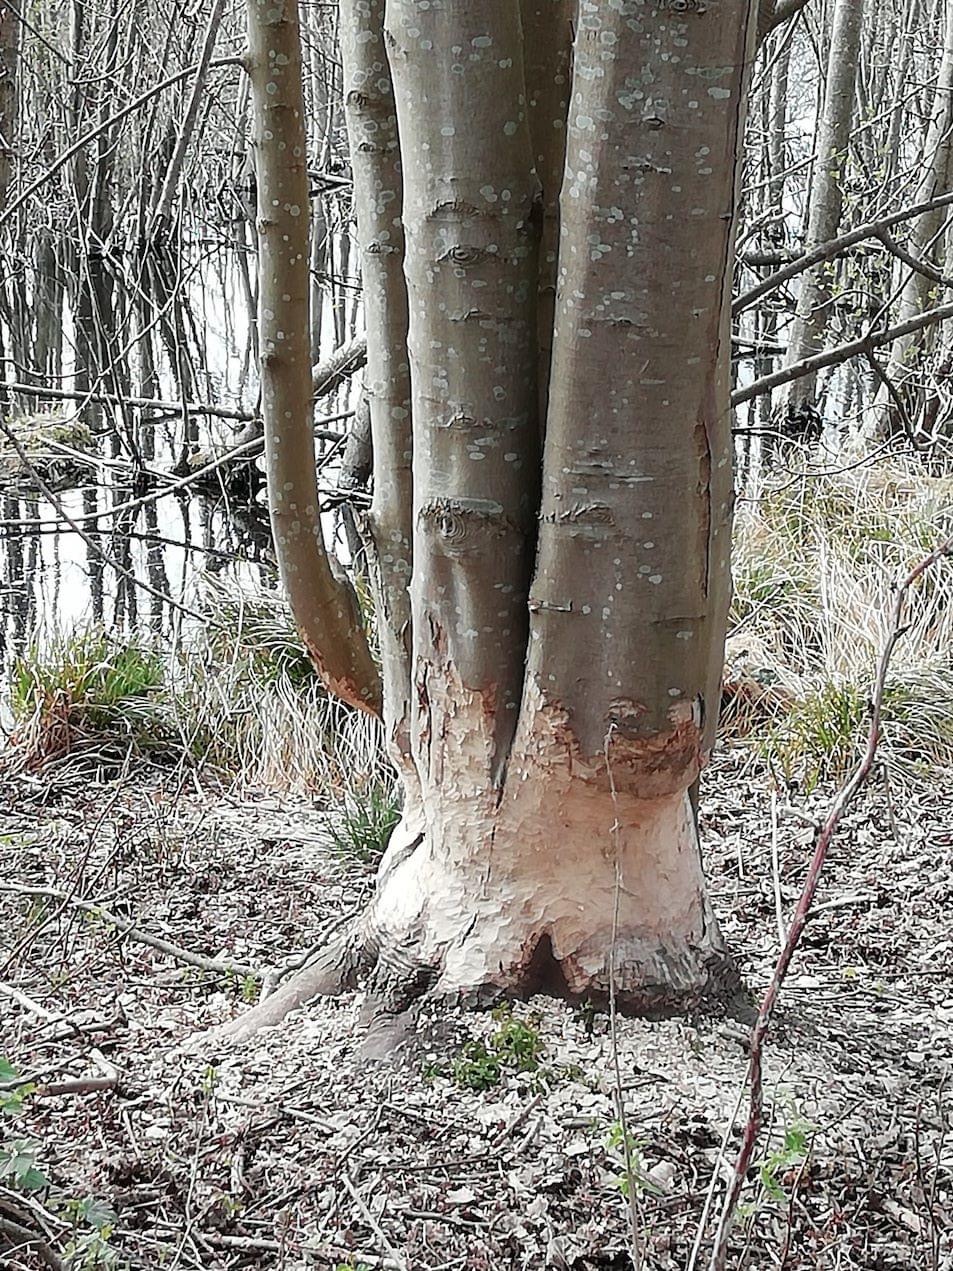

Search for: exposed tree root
xmin=213 ymin=782 xmax=748 ymax=1043
xmin=214 ymin=922 xmax=372 ymax=1042
xmin=213 ymin=896 xmax=746 ymax=1044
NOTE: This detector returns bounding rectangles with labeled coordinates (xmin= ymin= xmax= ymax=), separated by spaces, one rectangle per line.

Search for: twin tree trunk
xmin=243 ymin=0 xmax=758 ymax=1029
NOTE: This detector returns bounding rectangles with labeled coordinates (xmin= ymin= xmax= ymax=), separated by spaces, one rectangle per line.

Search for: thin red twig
xmin=709 ymin=532 xmax=953 ymax=1270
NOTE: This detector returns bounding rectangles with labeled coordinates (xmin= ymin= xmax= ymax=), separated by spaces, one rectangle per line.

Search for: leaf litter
xmin=0 ymin=748 xmax=950 ymax=1270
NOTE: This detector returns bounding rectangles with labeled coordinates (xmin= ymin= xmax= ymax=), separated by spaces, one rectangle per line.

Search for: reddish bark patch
xmin=520 ymin=691 xmax=704 ymax=798
xmin=301 ymin=632 xmax=382 ymax=717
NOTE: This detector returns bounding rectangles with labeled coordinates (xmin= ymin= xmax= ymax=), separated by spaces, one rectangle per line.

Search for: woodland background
xmin=0 ymin=2 xmax=951 ymax=1269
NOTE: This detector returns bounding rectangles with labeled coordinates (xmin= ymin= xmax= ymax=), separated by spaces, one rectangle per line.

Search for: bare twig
xmin=0 ymin=1214 xmax=65 ymax=1271
xmin=0 ymin=59 xmax=242 ymax=231
xmin=0 ymin=379 xmax=257 ymax=421
xmin=36 ymin=1076 xmax=117 ymax=1097
xmin=201 ymin=1232 xmax=400 ymax=1266
xmin=0 ymin=408 xmax=355 ymax=532
xmin=0 ymin=981 xmax=64 ymax=1023
xmin=733 ymin=189 xmax=953 ymax=316
xmin=0 ymin=881 xmax=258 ymax=978
xmin=875 ymin=229 xmax=953 ymax=290
xmin=2 ymin=333 xmax=365 ymax=420
xmin=340 ymin=1171 xmax=407 ymax=1271
xmin=685 ymin=1076 xmax=748 ymax=1271
xmin=862 ymin=348 xmax=922 ymax=448
xmin=770 ymin=788 xmax=786 ymax=948
xmin=0 ymin=417 xmax=204 ymax=621
xmin=708 ymin=532 xmax=953 ymax=1270
xmin=489 ymin=1092 xmax=545 ymax=1150
xmin=732 ymin=301 xmax=953 ymax=406
xmin=150 ymin=0 xmax=227 ymax=227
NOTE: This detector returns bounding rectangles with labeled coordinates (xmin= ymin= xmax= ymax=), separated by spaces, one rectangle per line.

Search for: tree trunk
xmin=361 ymin=0 xmax=755 ymax=1013
xmin=880 ymin=9 xmax=953 ymax=441
xmin=232 ymin=0 xmax=758 ymax=1037
xmin=779 ymin=0 xmax=864 ymax=425
xmin=519 ymin=0 xmax=573 ymax=426
xmin=0 ymin=0 xmax=19 ymax=212
xmin=245 ymin=0 xmax=382 ymax=713
xmin=340 ymin=0 xmax=414 ymax=761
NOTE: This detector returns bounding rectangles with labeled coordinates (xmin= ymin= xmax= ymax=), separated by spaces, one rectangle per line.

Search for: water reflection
xmin=1 ymin=237 xmax=361 ymax=695
xmin=0 ymin=479 xmax=274 ymax=654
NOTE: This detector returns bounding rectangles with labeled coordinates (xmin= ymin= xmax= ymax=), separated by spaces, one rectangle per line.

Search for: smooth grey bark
xmin=245 ymin=0 xmax=381 ymax=714
xmin=308 ymin=9 xmax=333 ymax=365
xmin=780 ymin=0 xmax=865 ymax=419
xmin=884 ymin=0 xmax=921 ymax=190
xmin=363 ymin=0 xmax=757 ymax=1011
xmin=386 ymin=0 xmax=541 ymax=781
xmin=519 ymin=0 xmax=573 ymax=426
xmin=749 ymin=31 xmax=792 ymax=469
xmin=340 ymin=0 xmax=414 ymax=763
xmin=0 ymin=0 xmax=18 ymax=212
xmin=525 ymin=2 xmax=749 ymax=761
xmin=234 ymin=0 xmax=759 ymax=1033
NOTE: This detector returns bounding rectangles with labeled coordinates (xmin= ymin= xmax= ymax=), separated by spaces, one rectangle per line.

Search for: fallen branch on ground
xmin=201 ymin=1232 xmax=402 ymax=1266
xmin=708 ymin=531 xmax=953 ymax=1270
xmin=0 ymin=881 xmax=258 ymax=978
xmin=0 ymin=1214 xmax=64 ymax=1271
xmin=0 ymin=981 xmax=66 ymax=1023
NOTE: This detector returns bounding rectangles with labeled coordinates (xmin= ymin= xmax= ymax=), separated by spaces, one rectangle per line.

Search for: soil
xmin=1 ymin=749 xmax=950 ymax=1271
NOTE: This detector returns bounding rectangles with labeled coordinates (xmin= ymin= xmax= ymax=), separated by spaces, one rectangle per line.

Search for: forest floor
xmin=0 ymin=749 xmax=950 ymax=1271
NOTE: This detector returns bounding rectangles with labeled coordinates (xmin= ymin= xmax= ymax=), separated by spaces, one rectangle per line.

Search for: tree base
xmin=217 ymin=788 xmax=743 ymax=1042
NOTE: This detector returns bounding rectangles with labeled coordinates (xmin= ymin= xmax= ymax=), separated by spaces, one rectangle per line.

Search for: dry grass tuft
xmin=170 ymin=576 xmax=394 ymax=799
xmin=729 ymin=459 xmax=953 ymax=787
xmin=6 ymin=629 xmax=168 ymax=770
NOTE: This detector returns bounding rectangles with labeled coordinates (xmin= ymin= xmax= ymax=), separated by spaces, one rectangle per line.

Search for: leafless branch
xmin=0 ymin=417 xmax=205 ymax=620
xmin=1 ymin=379 xmax=257 ymax=422
xmin=731 ymin=300 xmax=953 ymax=406
xmin=0 ymin=58 xmax=242 ymax=231
xmin=312 ymin=333 xmax=367 ymax=398
xmin=734 ymin=190 xmax=953 ymax=316
xmin=876 ymin=229 xmax=953 ymax=290
xmin=0 ymin=1214 xmax=65 ymax=1271
xmin=862 ymin=348 xmax=924 ymax=449
xmin=0 ymin=409 xmax=356 ymax=531
xmin=709 ymin=532 xmax=953 ymax=1270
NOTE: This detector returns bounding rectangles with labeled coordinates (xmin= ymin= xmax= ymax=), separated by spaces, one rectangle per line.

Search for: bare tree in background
xmin=778 ymin=0 xmax=865 ymax=432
